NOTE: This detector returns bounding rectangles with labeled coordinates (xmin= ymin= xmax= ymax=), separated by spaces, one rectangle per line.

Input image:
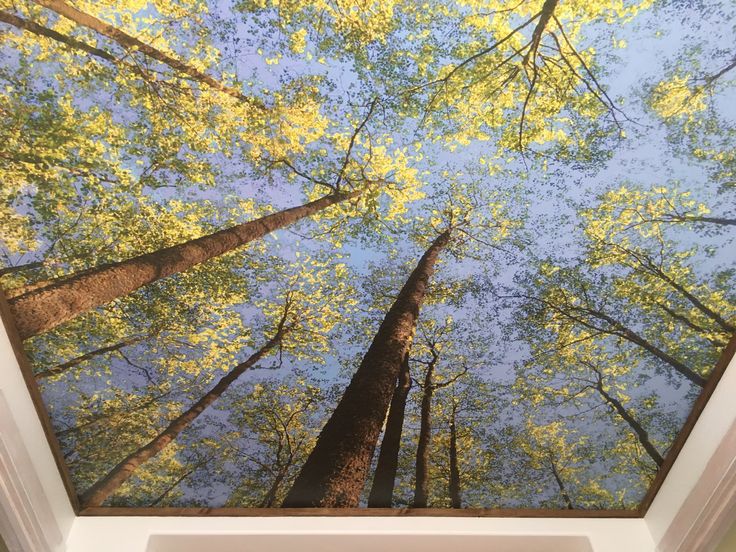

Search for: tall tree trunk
xmin=524 ymin=0 xmax=558 ymax=63
xmin=79 ymin=314 xmax=290 ymax=508
xmin=0 ymin=10 xmax=114 ymax=60
xmin=367 ymin=352 xmax=412 ymax=508
xmin=585 ymin=308 xmax=706 ymax=387
xmin=413 ymin=357 xmax=437 ymax=508
xmin=549 ymin=457 xmax=574 ymax=510
xmin=10 ymin=191 xmax=357 ymax=339
xmin=35 ymin=334 xmax=147 ymax=379
xmin=258 ymin=468 xmax=289 ymax=508
xmin=281 ymin=230 xmax=451 ymax=508
xmin=651 ymin=267 xmax=735 ymax=334
xmin=655 ymin=301 xmax=727 ymax=348
xmin=595 ymin=383 xmax=664 ymax=467
xmin=448 ymin=403 xmax=462 ymax=509
xmin=32 ymin=0 xmax=258 ymax=105
xmin=614 ymin=323 xmax=706 ymax=387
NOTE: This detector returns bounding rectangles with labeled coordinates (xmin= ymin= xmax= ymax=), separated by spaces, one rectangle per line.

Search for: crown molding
xmin=657 ymin=416 xmax=736 ymax=552
xmin=0 ymin=392 xmax=63 ymax=552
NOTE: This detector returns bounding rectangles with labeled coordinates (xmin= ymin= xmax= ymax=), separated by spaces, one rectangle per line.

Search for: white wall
xmin=0 ymin=314 xmax=74 ymax=551
xmin=66 ymin=516 xmax=654 ymax=552
xmin=646 ymin=348 xmax=736 ymax=550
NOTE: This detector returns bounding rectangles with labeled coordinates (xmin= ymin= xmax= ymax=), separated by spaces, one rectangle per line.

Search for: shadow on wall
xmin=147 ymin=534 xmax=593 ymax=552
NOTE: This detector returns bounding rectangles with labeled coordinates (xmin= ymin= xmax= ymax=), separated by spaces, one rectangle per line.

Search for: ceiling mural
xmin=0 ymin=0 xmax=734 ymax=513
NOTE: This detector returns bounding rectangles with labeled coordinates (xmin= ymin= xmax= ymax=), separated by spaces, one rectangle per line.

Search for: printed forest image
xmin=1 ymin=0 xmax=735 ymax=513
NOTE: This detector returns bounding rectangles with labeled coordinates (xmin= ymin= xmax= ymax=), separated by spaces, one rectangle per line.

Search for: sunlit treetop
xmin=581 ymin=186 xmax=714 ymax=242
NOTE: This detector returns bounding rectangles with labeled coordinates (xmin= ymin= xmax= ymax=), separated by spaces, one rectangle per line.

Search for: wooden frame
xmin=78 ymin=506 xmax=642 ymax=517
xmin=1 ymin=290 xmax=734 ymax=518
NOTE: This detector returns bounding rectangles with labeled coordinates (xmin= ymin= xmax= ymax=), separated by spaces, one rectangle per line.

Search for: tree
xmin=281 ymin=229 xmax=452 ymax=507
xmin=1 ymin=0 xmax=733 ymax=515
xmin=220 ymin=379 xmax=329 ymax=508
xmin=410 ymin=318 xmax=468 ymax=508
xmin=586 ymin=186 xmax=736 ymax=233
xmin=4 ymin=75 xmax=425 ymax=339
xmin=447 ymin=400 xmax=462 ymax=508
xmin=283 ymin=177 xmax=512 ymax=506
xmin=33 ymin=0 xmax=261 ymax=105
xmin=513 ymin=420 xmax=613 ymax=509
xmin=510 ymin=262 xmax=708 ymax=387
xmin=9 ymin=189 xmax=357 ymax=339
xmin=642 ymin=1 xmax=736 ymax=194
xmin=576 ymin=185 xmax=735 ymax=367
xmin=515 ymin=338 xmax=666 ymax=469
xmin=34 ymin=332 xmax=152 ymax=380
xmin=240 ymin=0 xmax=655 ymax=158
xmin=431 ymin=371 xmax=499 ymax=509
xmin=19 ymin=204 xmax=266 ymax=386
xmin=79 ymin=304 xmax=292 ymax=508
xmin=583 ymin=200 xmax=735 ymax=336
xmin=366 ymin=352 xmax=412 ymax=508
xmin=77 ymin=249 xmax=355 ymax=507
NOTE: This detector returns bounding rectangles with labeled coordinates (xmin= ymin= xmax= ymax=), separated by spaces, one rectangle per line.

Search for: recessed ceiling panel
xmin=0 ymin=0 xmax=734 ymax=515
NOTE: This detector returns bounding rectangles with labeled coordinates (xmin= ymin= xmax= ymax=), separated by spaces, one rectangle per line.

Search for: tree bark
xmin=549 ymin=457 xmax=573 ymax=509
xmin=258 ymin=468 xmax=288 ymax=508
xmin=0 ymin=10 xmax=114 ymax=60
xmin=32 ymin=0 xmax=258 ymax=105
xmin=413 ymin=356 xmax=437 ymax=508
xmin=524 ymin=0 xmax=558 ymax=63
xmin=448 ymin=403 xmax=462 ymax=509
xmin=10 ymin=191 xmax=357 ymax=339
xmin=79 ymin=313 xmax=289 ymax=508
xmin=35 ymin=334 xmax=147 ymax=379
xmin=367 ymin=352 xmax=412 ymax=508
xmin=281 ymin=230 xmax=451 ymax=508
xmin=595 ymin=383 xmax=664 ymax=467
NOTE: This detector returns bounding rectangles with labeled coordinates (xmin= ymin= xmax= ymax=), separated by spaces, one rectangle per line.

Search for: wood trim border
xmin=78 ymin=506 xmax=641 ymax=517
xmin=0 ymin=293 xmax=80 ymax=514
xmin=1 ymin=285 xmax=734 ymax=519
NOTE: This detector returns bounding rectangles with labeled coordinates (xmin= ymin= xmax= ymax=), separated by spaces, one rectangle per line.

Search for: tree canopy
xmin=0 ymin=0 xmax=734 ymax=511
